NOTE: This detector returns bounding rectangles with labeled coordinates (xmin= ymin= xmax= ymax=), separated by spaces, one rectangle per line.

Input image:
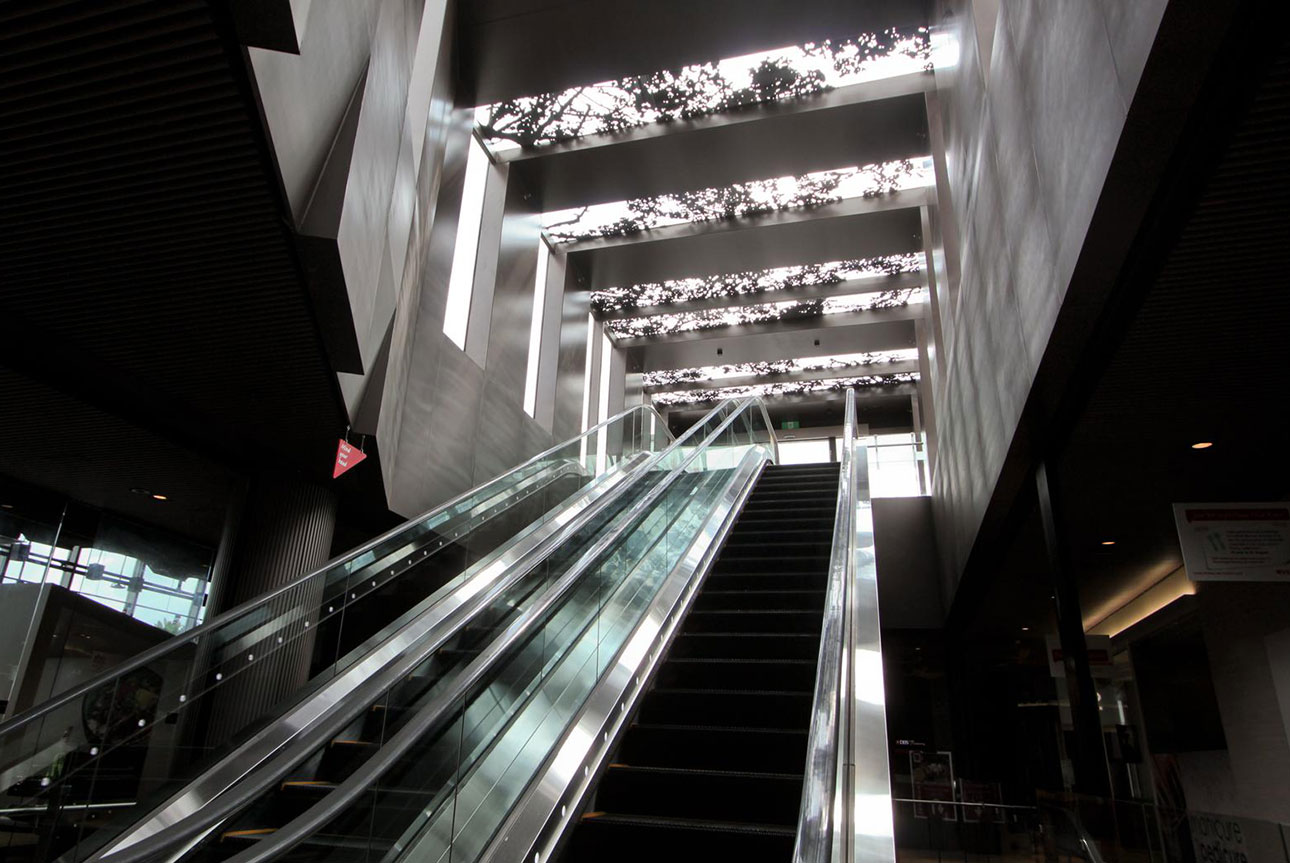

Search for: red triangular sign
xmin=333 ymin=439 xmax=368 ymax=478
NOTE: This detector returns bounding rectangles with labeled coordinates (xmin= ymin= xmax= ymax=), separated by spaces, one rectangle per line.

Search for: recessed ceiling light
xmin=152 ymin=494 xmax=169 ymax=501
xmin=1101 ymin=540 xmax=1116 ymax=546
xmin=1 ymin=503 xmax=13 ymax=510
xmin=130 ymin=487 xmax=152 ymax=496
xmin=1021 ymin=626 xmax=1030 ymax=632
xmin=1191 ymin=441 xmax=1213 ymax=450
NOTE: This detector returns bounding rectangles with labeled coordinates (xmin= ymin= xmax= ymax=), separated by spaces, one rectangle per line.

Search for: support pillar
xmin=1035 ymin=461 xmax=1112 ymax=799
xmin=198 ymin=471 xmax=338 ymax=746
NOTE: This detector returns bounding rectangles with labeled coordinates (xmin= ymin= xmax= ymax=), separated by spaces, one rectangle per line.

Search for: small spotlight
xmin=1101 ymin=540 xmax=1116 ymax=546
xmin=1191 ymin=441 xmax=1213 ymax=450
xmin=1021 ymin=626 xmax=1030 ymax=632
xmin=152 ymin=494 xmax=169 ymax=501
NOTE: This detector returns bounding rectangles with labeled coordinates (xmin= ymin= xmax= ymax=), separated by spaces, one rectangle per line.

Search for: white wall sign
xmin=1173 ymin=503 xmax=1290 ymax=582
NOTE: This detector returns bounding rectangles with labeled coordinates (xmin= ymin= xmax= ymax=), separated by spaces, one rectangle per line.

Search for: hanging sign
xmin=1173 ymin=503 xmax=1290 ymax=582
xmin=333 ymin=439 xmax=367 ymax=479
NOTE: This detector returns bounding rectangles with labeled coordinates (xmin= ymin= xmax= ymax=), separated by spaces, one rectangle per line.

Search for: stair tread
xmin=580 ymin=811 xmax=795 ymax=837
xmin=606 ymin=764 xmax=804 ymax=781
xmin=652 ymin=687 xmax=812 ymax=697
xmin=699 ymin=588 xmax=826 ymax=595
xmin=631 ymin=722 xmax=809 ymax=735
xmin=664 ymin=657 xmax=814 ymax=665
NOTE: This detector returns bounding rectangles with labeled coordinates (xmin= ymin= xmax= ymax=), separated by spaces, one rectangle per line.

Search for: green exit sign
xmin=781 ymin=420 xmax=800 ymax=430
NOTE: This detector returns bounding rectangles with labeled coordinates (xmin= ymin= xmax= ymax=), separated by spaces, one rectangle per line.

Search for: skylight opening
xmin=523 ymin=237 xmax=551 ymax=417
xmin=651 ymin=372 xmax=921 ymax=407
xmin=542 ymin=157 xmax=932 ymax=243
xmin=475 ymin=27 xmax=931 ymax=153
xmin=643 ymin=349 xmax=919 ymax=389
xmin=444 ymin=136 xmax=491 ymax=349
xmin=608 ymin=287 xmax=929 ymax=340
xmin=593 ymin=253 xmax=923 ymax=315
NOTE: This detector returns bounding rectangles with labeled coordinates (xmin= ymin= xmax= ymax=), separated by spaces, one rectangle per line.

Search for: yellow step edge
xmin=280 ymin=780 xmax=337 ymax=790
xmin=221 ymin=828 xmax=276 ymax=840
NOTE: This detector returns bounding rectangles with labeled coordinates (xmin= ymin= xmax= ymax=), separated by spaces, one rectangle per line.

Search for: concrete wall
xmin=247 ymin=1 xmax=600 ymax=518
xmin=382 ymin=137 xmax=558 ymax=517
xmin=1192 ymin=582 xmax=1290 ymax=824
xmin=927 ymin=0 xmax=1167 ymax=598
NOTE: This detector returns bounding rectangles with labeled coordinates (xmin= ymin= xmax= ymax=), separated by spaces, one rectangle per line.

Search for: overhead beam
xmin=507 ymin=75 xmax=932 ymax=211
xmin=613 ymin=302 xmax=924 ymax=349
xmin=630 ymin=317 xmax=917 ymax=371
xmin=645 ymin=359 xmax=921 ymax=393
xmin=566 ymin=190 xmax=927 ymax=290
xmin=656 ymin=381 xmax=919 ymax=410
xmin=460 ymin=0 xmax=932 ymax=104
xmin=598 ymin=270 xmax=927 ymax=321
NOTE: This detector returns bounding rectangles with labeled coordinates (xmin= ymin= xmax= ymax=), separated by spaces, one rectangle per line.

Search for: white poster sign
xmin=1173 ymin=503 xmax=1290 ymax=582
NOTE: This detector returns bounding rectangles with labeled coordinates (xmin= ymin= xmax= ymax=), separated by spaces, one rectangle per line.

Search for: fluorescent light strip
xmin=579 ymin=314 xmax=596 ymax=461
xmin=523 ymin=238 xmax=551 ymax=417
xmin=444 ymin=136 xmax=491 ymax=350
xmin=596 ymin=333 xmax=612 ymax=468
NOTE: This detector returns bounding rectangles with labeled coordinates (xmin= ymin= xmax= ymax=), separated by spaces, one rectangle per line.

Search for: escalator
xmin=196 ymin=469 xmax=707 ymax=861
xmin=561 ymin=462 xmax=841 ymax=863
xmin=0 ymin=404 xmax=672 ymax=863
xmin=0 ymin=392 xmax=892 ymax=863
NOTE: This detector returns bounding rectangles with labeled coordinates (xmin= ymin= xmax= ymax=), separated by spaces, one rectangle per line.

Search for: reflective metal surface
xmin=91 ymin=455 xmax=653 ymax=863
xmin=481 ymin=445 xmax=770 ymax=863
xmin=792 ymin=387 xmax=895 ymax=863
xmin=211 ymin=398 xmax=759 ymax=863
xmin=0 ymin=404 xmax=671 ymax=744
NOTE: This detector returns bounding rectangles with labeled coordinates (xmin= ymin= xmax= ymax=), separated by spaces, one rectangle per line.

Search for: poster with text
xmin=910 ymin=750 xmax=956 ymax=821
xmin=1173 ymin=503 xmax=1290 ymax=582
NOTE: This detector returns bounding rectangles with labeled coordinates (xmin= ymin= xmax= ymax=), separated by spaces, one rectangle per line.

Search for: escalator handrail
xmin=793 ymin=387 xmax=856 ymax=863
xmin=476 ymin=444 xmax=773 ymax=863
xmin=793 ymin=388 xmax=895 ymax=863
xmin=0 ymin=403 xmax=671 ymax=740
xmin=213 ymin=398 xmax=770 ymax=863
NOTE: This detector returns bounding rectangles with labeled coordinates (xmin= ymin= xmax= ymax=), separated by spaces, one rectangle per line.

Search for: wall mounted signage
xmin=333 ymin=439 xmax=368 ymax=479
xmin=1173 ymin=503 xmax=1290 ymax=582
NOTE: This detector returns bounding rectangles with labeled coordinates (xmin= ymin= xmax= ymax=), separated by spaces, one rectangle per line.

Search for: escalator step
xmin=683 ymin=610 xmax=823 ymax=634
xmin=703 ymin=571 xmax=827 ymax=591
xmin=669 ymin=632 xmax=821 ymax=660
xmin=637 ymin=689 xmax=812 ymax=728
xmin=566 ymin=812 xmax=794 ymax=863
xmin=692 ymin=588 xmax=826 ymax=611
xmin=655 ymin=658 xmax=817 ymax=691
xmin=616 ymin=725 xmax=808 ymax=773
xmin=595 ymin=765 xmax=804 ymax=826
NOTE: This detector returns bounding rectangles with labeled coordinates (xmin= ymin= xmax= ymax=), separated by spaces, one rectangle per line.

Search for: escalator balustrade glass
xmin=0 ymin=405 xmax=671 ymax=863
xmin=182 ymin=399 xmax=773 ymax=863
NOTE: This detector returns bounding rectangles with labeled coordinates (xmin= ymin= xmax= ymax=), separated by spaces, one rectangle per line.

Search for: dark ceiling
xmin=963 ymin=28 xmax=1290 ymax=638
xmin=1054 ymin=37 xmax=1290 ymax=628
xmin=458 ymin=0 xmax=931 ymax=105
xmin=0 ymin=0 xmax=350 ymax=540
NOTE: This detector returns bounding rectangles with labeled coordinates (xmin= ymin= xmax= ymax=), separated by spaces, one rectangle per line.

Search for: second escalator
xmin=560 ymin=462 xmax=842 ymax=863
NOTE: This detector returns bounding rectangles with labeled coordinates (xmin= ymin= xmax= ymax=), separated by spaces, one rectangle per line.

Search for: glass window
xmin=523 ymin=238 xmax=551 ymax=417
xmin=444 ymin=135 xmax=491 ymax=349
xmin=778 ymin=438 xmax=833 ymax=465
